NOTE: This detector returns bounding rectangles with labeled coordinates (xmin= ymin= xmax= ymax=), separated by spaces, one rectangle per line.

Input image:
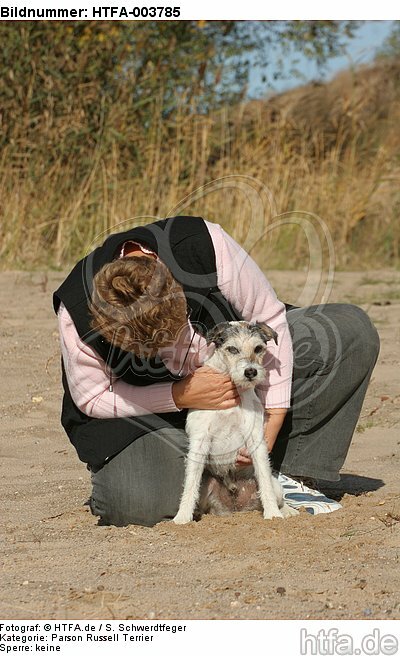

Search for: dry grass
xmin=1 ymin=59 xmax=399 ymax=270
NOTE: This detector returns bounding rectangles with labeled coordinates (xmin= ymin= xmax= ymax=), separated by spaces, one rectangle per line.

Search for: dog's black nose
xmin=244 ymin=367 xmax=257 ymax=380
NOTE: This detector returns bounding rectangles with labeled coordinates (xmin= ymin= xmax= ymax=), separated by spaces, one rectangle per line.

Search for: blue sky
xmin=248 ymin=20 xmax=395 ymax=97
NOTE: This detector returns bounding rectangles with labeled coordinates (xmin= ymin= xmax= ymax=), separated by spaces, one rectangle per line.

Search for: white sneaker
xmin=276 ymin=472 xmax=343 ymax=515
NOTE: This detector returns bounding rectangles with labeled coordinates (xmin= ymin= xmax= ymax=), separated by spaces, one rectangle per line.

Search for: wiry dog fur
xmin=173 ymin=321 xmax=298 ymax=523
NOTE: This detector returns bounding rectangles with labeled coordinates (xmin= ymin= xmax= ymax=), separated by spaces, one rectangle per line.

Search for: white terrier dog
xmin=173 ymin=321 xmax=298 ymax=524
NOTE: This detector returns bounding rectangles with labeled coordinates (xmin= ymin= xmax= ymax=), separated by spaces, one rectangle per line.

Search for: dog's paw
xmin=263 ymin=508 xmax=284 ymax=520
xmin=280 ymin=503 xmax=300 ymax=518
xmin=172 ymin=513 xmax=193 ymax=525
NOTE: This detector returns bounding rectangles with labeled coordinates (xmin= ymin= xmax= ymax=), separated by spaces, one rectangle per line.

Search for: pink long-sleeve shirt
xmin=57 ymin=221 xmax=293 ymax=418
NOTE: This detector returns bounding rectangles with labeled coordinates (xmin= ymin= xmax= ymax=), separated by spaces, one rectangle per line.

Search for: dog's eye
xmin=254 ymin=345 xmax=265 ymax=354
xmin=226 ymin=346 xmax=239 ymax=355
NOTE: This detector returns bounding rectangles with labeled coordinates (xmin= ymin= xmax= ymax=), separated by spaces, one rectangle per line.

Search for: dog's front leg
xmin=173 ymin=431 xmax=211 ymax=525
xmin=251 ymin=441 xmax=283 ymax=519
xmin=246 ymin=413 xmax=283 ymax=519
xmin=241 ymin=392 xmax=283 ymax=520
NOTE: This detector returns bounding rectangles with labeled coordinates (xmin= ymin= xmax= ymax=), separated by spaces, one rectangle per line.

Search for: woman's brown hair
xmin=89 ymin=256 xmax=188 ymax=356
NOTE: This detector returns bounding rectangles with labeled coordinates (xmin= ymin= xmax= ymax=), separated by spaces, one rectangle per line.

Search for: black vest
xmin=53 ymin=216 xmax=242 ymax=468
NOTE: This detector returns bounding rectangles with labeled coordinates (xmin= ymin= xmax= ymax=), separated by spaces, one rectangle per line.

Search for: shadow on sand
xmin=320 ymin=474 xmax=385 ymax=501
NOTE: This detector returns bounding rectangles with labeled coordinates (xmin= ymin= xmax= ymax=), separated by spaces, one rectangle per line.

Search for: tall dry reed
xmin=1 ymin=60 xmax=399 ymax=270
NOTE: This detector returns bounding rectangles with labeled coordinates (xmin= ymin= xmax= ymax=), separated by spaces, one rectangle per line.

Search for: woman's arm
xmin=264 ymin=408 xmax=287 ymax=451
xmin=206 ymin=221 xmax=293 ymax=410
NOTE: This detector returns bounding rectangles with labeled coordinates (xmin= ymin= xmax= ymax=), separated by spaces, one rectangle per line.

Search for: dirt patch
xmin=0 ymin=269 xmax=399 ymax=620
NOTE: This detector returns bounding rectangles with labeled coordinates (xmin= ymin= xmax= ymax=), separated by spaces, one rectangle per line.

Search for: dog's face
xmin=206 ymin=321 xmax=278 ymax=389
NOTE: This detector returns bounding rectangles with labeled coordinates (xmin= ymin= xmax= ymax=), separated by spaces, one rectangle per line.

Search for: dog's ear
xmin=192 ymin=321 xmax=207 ymax=339
xmin=253 ymin=322 xmax=278 ymax=345
xmin=206 ymin=323 xmax=230 ymax=347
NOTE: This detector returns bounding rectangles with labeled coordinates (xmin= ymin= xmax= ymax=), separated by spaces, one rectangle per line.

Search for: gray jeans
xmin=90 ymin=304 xmax=380 ymax=526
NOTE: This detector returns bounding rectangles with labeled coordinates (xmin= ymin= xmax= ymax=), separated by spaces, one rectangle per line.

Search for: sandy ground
xmin=0 ymin=268 xmax=399 ymax=621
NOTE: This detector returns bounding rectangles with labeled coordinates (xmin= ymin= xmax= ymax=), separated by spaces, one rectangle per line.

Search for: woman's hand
xmin=236 ymin=447 xmax=253 ymax=466
xmin=172 ymin=366 xmax=240 ymax=411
